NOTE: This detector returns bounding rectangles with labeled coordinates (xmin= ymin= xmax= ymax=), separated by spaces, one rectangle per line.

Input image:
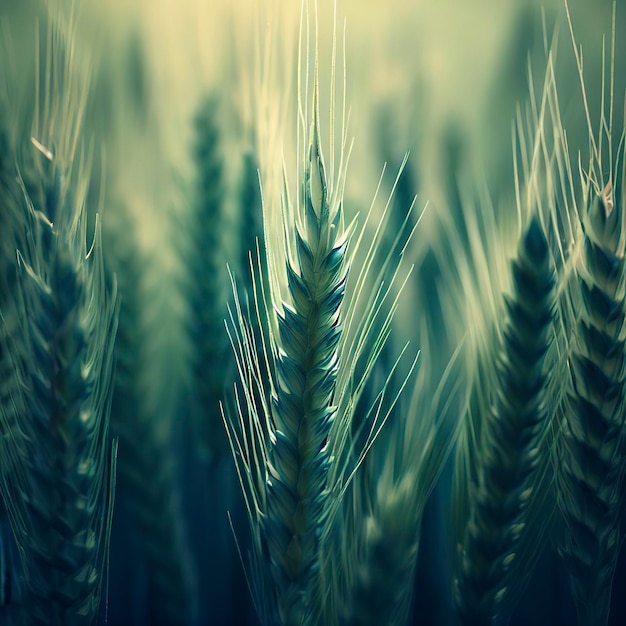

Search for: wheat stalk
xmin=224 ymin=11 xmax=422 ymax=621
xmin=547 ymin=7 xmax=626 ymax=622
xmin=225 ymin=31 xmax=342 ymax=622
xmin=225 ymin=90 xmax=346 ymax=625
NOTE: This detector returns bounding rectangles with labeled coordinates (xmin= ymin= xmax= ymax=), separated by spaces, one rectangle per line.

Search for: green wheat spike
xmin=186 ymin=95 xmax=231 ymax=461
xmin=105 ymin=208 xmax=198 ymax=626
xmin=0 ymin=145 xmax=117 ymax=626
xmin=556 ymin=139 xmax=626 ymax=626
xmin=455 ymin=216 xmax=556 ymax=626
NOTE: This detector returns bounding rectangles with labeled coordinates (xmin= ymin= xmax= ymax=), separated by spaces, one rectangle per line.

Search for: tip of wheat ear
xmin=523 ymin=217 xmax=549 ymax=262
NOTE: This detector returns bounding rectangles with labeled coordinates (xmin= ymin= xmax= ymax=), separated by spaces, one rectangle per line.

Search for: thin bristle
xmin=239 ymin=150 xmax=264 ymax=292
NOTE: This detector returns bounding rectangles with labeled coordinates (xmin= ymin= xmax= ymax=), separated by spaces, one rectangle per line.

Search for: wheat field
xmin=1 ymin=1 xmax=625 ymax=625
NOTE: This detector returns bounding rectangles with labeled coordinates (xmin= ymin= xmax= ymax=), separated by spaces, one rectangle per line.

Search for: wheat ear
xmin=340 ymin=331 xmax=466 ymax=626
xmin=0 ymin=143 xmax=117 ymax=626
xmin=224 ymin=69 xmax=353 ymax=624
xmin=0 ymin=9 xmax=118 ymax=624
xmin=105 ymin=210 xmax=197 ymax=626
xmin=225 ymin=17 xmax=419 ymax=624
xmin=454 ymin=216 xmax=556 ymax=625
xmin=256 ymin=84 xmax=350 ymax=625
xmin=341 ymin=474 xmax=421 ymax=626
xmin=0 ymin=66 xmax=27 ymax=625
xmin=556 ymin=141 xmax=626 ymax=626
xmin=186 ymin=95 xmax=231 ymax=461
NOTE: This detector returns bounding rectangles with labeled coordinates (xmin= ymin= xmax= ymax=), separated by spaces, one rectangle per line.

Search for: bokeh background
xmin=1 ymin=0 xmax=625 ymax=624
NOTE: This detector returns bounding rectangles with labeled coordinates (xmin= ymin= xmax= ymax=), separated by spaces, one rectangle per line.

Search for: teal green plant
xmin=447 ymin=56 xmax=569 ymax=622
xmin=543 ymin=9 xmax=626 ymax=623
xmin=258 ymin=81 xmax=351 ymax=624
xmin=3 ymin=3 xmax=626 ymax=626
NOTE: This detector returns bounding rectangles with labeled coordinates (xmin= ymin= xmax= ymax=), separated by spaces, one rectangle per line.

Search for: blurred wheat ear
xmin=341 ymin=473 xmax=421 ymax=626
xmin=454 ymin=216 xmax=556 ymax=626
xmin=0 ymin=143 xmax=118 ymax=626
xmin=185 ymin=95 xmax=232 ymax=462
xmin=0 ymin=9 xmax=119 ymax=624
xmin=0 ymin=94 xmax=26 ymax=620
xmin=555 ymin=138 xmax=626 ymax=626
xmin=105 ymin=208 xmax=198 ymax=626
xmin=340 ymin=331 xmax=466 ymax=626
